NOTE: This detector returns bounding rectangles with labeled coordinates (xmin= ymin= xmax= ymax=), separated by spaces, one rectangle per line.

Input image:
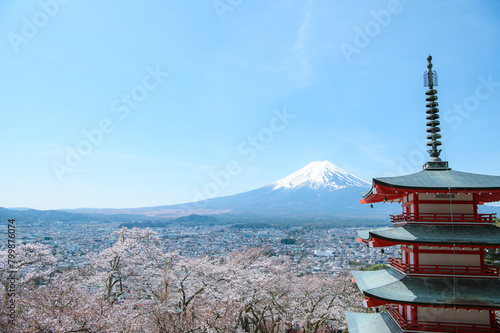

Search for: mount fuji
xmin=270 ymin=161 xmax=370 ymax=191
xmin=189 ymin=161 xmax=379 ymax=221
xmin=71 ymin=161 xmax=395 ymax=223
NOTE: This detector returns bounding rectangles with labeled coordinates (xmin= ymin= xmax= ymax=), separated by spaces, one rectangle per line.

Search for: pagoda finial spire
xmin=423 ymin=55 xmax=450 ymax=170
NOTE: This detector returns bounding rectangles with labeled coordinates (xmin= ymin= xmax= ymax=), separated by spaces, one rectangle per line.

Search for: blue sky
xmin=2 ymin=0 xmax=500 ymax=209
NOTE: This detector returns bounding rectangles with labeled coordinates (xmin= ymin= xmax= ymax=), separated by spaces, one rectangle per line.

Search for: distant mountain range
xmin=0 ymin=206 xmax=144 ymax=225
xmin=62 ymin=161 xmax=398 ymax=224
xmin=6 ymin=161 xmax=500 ymax=226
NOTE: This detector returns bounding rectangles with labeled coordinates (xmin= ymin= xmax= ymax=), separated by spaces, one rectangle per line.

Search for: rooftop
xmin=344 ymin=312 xmax=402 ymax=333
xmin=352 ymin=269 xmax=500 ymax=309
xmin=357 ymin=224 xmax=500 ymax=247
xmin=362 ymin=169 xmax=500 ymax=204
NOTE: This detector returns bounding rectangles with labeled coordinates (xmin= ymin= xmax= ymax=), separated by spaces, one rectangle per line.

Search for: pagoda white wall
xmin=418 ymin=193 xmax=472 ymax=202
xmin=417 ymin=307 xmax=489 ymax=325
xmin=418 ymin=203 xmax=473 ymax=214
xmin=417 ymin=193 xmax=474 ymax=215
xmin=418 ymin=253 xmax=480 ymax=266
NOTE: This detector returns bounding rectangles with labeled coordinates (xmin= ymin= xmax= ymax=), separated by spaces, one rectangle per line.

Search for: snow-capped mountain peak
xmin=271 ymin=161 xmax=370 ymax=191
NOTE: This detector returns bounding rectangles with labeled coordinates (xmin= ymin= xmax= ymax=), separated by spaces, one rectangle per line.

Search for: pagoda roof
xmin=352 ymin=269 xmax=500 ymax=309
xmin=362 ymin=169 xmax=500 ymax=204
xmin=345 ymin=312 xmax=402 ymax=333
xmin=357 ymin=224 xmax=500 ymax=247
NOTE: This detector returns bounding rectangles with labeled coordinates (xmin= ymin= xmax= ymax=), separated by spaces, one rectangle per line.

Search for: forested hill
xmin=0 ymin=207 xmax=146 ymax=224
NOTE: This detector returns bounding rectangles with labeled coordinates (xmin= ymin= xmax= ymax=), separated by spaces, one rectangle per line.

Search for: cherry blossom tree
xmin=87 ymin=227 xmax=166 ymax=304
xmin=14 ymin=269 xmax=115 ymax=333
xmin=0 ymin=228 xmax=366 ymax=333
xmin=0 ymin=243 xmax=57 ymax=296
xmin=0 ymin=243 xmax=57 ymax=331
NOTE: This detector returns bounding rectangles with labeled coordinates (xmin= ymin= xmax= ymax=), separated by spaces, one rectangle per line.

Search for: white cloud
xmin=293 ymin=0 xmax=314 ymax=82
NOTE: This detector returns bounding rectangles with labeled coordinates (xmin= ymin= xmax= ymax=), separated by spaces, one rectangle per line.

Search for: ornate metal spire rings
xmin=424 ymin=55 xmax=442 ymax=160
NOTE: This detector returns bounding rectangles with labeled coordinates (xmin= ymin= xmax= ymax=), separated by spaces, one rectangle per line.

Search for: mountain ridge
xmin=62 ymin=160 xmax=395 ymax=222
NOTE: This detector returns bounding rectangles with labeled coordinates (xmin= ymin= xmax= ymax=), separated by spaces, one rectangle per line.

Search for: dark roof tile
xmin=352 ymin=269 xmax=500 ymax=308
xmin=375 ymin=170 xmax=500 ymax=190
xmin=345 ymin=312 xmax=403 ymax=333
xmin=357 ymin=225 xmax=500 ymax=246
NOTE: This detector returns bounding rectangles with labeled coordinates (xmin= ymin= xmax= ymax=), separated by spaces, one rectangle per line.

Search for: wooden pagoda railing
xmin=390 ymin=213 xmax=496 ymax=225
xmin=389 ymin=258 xmax=500 ymax=277
xmin=388 ymin=305 xmax=500 ymax=333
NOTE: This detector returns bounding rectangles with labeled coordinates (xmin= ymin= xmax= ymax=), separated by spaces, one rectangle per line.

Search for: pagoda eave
xmin=357 ymin=225 xmax=500 ymax=248
xmin=362 ymin=170 xmax=500 ymax=204
xmin=357 ymin=236 xmax=399 ymax=247
xmin=361 ymin=293 xmax=500 ymax=310
xmin=362 ymin=183 xmax=500 ymax=204
xmin=352 ymin=269 xmax=500 ymax=309
xmin=345 ymin=312 xmax=403 ymax=333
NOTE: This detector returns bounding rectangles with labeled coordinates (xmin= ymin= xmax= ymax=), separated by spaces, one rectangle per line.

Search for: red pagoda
xmin=345 ymin=56 xmax=500 ymax=333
